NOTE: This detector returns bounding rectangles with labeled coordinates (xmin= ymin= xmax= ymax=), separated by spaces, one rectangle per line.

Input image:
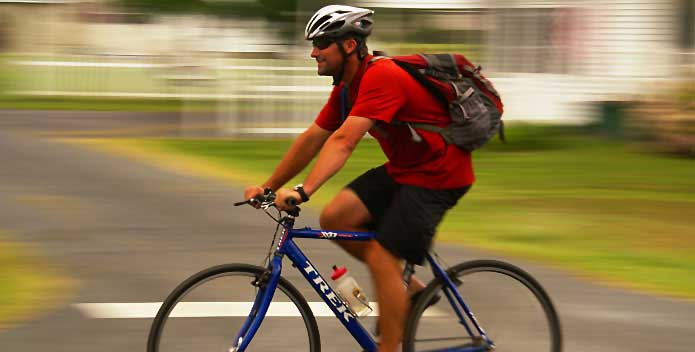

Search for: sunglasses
xmin=312 ymin=38 xmax=336 ymax=50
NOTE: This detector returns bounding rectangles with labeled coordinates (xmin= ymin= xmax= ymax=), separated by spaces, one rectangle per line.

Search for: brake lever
xmin=234 ymin=188 xmax=277 ymax=210
xmin=233 ymin=197 xmax=264 ymax=207
xmin=260 ymin=201 xmax=276 ymax=210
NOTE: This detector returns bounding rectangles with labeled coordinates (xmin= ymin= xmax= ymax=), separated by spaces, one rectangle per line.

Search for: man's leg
xmin=319 ymin=188 xmax=373 ymax=261
xmin=320 ymin=189 xmax=429 ymax=291
xmin=320 ymin=188 xmax=424 ymax=351
xmin=321 ymin=186 xmax=428 ymax=282
xmin=363 ymin=240 xmax=408 ymax=352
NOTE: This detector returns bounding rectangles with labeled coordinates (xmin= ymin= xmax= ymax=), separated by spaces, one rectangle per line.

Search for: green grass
xmin=0 ymin=95 xmax=218 ymax=112
xmin=0 ymin=236 xmax=73 ymax=329
xmin=0 ymin=95 xmax=327 ymax=113
xmin=89 ymin=126 xmax=695 ymax=298
xmin=0 ymin=241 xmax=27 ymax=321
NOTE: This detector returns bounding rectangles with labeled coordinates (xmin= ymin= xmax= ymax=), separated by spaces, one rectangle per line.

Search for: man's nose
xmin=310 ymin=47 xmax=320 ymax=58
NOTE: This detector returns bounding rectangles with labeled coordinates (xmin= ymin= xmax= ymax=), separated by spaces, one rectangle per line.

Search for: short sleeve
xmin=349 ymin=63 xmax=407 ymax=123
xmin=314 ymin=85 xmax=343 ymax=131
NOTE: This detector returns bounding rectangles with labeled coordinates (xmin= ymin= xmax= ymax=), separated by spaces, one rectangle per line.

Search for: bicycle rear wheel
xmin=148 ymin=263 xmax=320 ymax=352
xmin=403 ymin=260 xmax=562 ymax=352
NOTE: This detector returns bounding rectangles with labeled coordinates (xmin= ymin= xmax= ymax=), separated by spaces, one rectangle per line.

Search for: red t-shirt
xmin=314 ymin=55 xmax=474 ymax=189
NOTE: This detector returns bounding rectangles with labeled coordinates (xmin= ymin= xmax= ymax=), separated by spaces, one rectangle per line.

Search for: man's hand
xmin=275 ymin=188 xmax=303 ymax=211
xmin=243 ymin=185 xmax=265 ymax=208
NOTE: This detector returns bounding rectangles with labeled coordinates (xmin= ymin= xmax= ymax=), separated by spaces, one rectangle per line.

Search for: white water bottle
xmin=331 ymin=265 xmax=373 ymax=317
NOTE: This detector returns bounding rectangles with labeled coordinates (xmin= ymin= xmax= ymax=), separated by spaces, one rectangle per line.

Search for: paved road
xmin=0 ymin=111 xmax=693 ymax=351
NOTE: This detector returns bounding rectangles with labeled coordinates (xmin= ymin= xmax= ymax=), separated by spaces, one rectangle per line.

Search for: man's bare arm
xmin=301 ymin=116 xmax=375 ymax=196
xmin=261 ymin=123 xmax=332 ymax=191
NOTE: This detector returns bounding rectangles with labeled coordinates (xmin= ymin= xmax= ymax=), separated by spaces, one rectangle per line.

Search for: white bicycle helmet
xmin=305 ymin=5 xmax=374 ymax=40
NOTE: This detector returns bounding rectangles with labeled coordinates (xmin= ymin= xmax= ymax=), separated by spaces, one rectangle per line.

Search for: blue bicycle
xmin=148 ymin=190 xmax=562 ymax=351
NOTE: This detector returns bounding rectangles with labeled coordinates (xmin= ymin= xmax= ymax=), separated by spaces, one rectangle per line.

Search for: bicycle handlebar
xmin=234 ymin=189 xmax=300 ymax=215
xmin=286 ymin=197 xmax=298 ymax=207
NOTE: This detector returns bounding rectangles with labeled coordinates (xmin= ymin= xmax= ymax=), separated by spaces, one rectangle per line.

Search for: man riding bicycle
xmin=244 ymin=5 xmax=473 ymax=351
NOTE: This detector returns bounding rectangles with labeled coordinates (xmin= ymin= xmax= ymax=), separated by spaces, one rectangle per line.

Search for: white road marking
xmin=73 ymin=302 xmax=447 ymax=319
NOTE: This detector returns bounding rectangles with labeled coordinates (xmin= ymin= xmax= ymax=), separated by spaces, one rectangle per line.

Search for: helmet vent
xmin=305 ymin=5 xmax=374 ymax=40
xmin=324 ymin=20 xmax=345 ymax=33
xmin=309 ymin=15 xmax=332 ymax=34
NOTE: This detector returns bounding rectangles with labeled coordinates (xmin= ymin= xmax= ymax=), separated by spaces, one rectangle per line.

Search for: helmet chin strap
xmin=332 ymin=40 xmax=363 ymax=85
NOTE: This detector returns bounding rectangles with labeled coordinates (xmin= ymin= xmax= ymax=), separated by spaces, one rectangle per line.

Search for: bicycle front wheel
xmin=148 ymin=263 xmax=320 ymax=352
xmin=404 ymin=260 xmax=562 ymax=352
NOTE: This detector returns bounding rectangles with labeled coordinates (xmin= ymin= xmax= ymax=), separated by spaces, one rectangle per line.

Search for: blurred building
xmin=0 ymin=1 xmax=76 ymax=53
xmin=355 ymin=0 xmax=693 ymax=123
xmin=1 ymin=0 xmax=692 ymax=129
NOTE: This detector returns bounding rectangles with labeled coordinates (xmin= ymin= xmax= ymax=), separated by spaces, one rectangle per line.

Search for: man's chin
xmin=317 ymin=68 xmax=332 ymax=76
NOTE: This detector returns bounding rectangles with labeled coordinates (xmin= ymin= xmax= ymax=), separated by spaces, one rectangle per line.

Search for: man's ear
xmin=343 ymin=38 xmax=358 ymax=55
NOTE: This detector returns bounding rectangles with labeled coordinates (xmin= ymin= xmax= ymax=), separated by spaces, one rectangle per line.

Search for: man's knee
xmin=319 ymin=206 xmax=341 ymax=230
xmin=319 ymin=190 xmax=371 ymax=231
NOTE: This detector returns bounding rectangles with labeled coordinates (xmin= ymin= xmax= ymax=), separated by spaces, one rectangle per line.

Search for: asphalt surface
xmin=0 ymin=110 xmax=694 ymax=351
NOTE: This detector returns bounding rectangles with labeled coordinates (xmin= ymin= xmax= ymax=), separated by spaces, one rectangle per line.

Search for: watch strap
xmin=293 ymin=184 xmax=310 ymax=202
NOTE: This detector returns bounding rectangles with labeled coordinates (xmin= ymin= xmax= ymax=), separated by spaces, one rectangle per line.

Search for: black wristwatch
xmin=293 ymin=184 xmax=310 ymax=202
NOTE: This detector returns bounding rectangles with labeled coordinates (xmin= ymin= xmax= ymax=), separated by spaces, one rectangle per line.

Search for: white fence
xmin=3 ymin=0 xmax=691 ymax=131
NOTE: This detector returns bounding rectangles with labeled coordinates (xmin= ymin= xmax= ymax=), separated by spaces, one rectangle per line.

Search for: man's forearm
xmin=263 ymin=130 xmax=326 ymax=190
xmin=302 ymin=136 xmax=354 ymax=196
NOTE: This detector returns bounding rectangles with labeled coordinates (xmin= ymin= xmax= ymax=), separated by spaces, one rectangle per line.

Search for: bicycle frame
xmin=231 ymin=214 xmax=494 ymax=352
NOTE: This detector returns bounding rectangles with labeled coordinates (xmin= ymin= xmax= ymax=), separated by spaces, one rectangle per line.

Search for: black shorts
xmin=346 ymin=165 xmax=470 ymax=265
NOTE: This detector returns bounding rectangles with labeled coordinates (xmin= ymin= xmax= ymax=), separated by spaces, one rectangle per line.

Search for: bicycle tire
xmin=403 ymin=259 xmax=562 ymax=352
xmin=148 ymin=263 xmax=321 ymax=352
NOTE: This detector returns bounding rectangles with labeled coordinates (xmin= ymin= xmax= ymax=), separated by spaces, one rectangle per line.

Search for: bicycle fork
xmin=230 ymin=255 xmax=283 ymax=352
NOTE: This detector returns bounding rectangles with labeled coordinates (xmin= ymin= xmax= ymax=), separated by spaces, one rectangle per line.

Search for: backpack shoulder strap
xmin=391 ymin=59 xmax=450 ymax=111
xmin=419 ymin=54 xmax=460 ymax=78
xmin=367 ymin=53 xmax=448 ymax=110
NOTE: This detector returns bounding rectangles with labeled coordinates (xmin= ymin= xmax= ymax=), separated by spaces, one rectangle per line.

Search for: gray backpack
xmin=370 ymin=53 xmax=505 ymax=151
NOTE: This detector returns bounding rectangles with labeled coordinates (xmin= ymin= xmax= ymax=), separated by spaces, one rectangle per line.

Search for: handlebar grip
xmin=286 ymin=197 xmax=298 ymax=207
